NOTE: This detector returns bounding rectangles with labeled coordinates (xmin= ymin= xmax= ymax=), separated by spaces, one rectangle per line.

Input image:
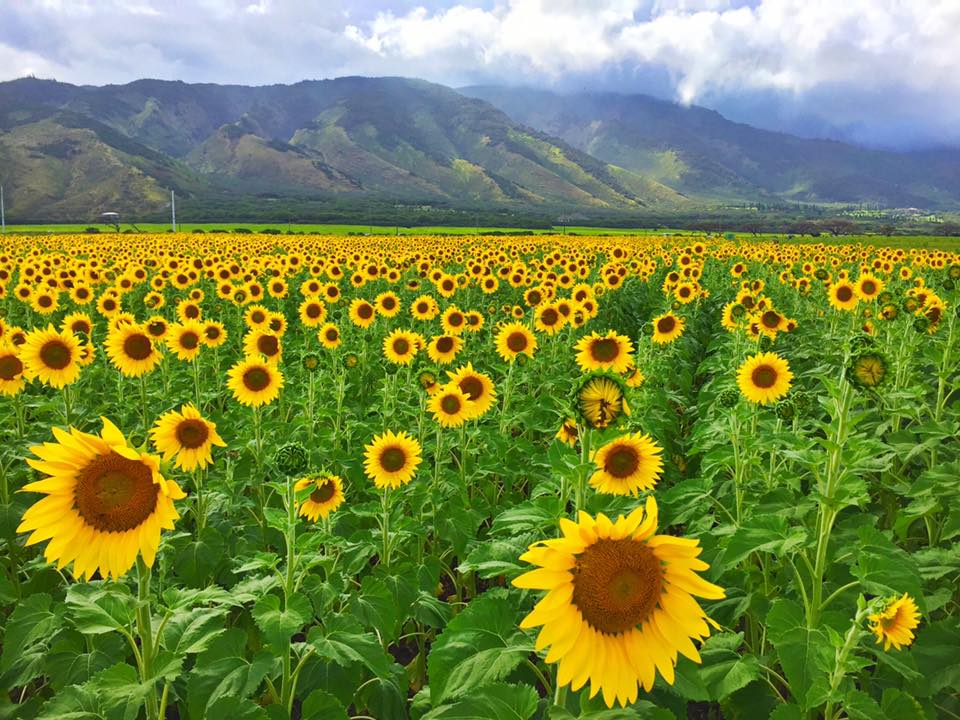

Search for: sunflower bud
xmin=848 ymin=351 xmax=888 ymax=389
xmin=275 ymin=442 xmax=309 ymax=477
xmin=717 ymin=388 xmax=740 ymax=408
xmin=301 ymin=353 xmax=320 ymax=373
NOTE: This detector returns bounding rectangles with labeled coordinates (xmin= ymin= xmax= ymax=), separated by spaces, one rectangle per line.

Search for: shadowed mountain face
xmin=0 ymin=77 xmax=684 ymax=221
xmin=461 ymin=86 xmax=960 ymax=210
xmin=1 ymin=76 xmax=957 ymax=222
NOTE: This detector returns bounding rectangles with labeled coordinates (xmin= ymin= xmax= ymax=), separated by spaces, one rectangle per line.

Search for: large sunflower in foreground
xmin=868 ymin=593 xmax=920 ymax=651
xmin=590 ymin=433 xmax=664 ymax=496
xmin=295 ymin=474 xmax=345 ymax=521
xmin=20 ymin=326 xmax=82 ymax=388
xmin=150 ymin=403 xmax=226 ymax=471
xmin=363 ymin=430 xmax=422 ymax=489
xmin=17 ymin=418 xmax=185 ymax=580
xmin=513 ymin=497 xmax=724 ymax=708
xmin=495 ymin=322 xmax=537 ymax=362
xmin=736 ymin=352 xmax=793 ymax=405
xmin=105 ymin=323 xmax=162 ymax=377
xmin=574 ymin=331 xmax=635 ymax=374
xmin=227 ymin=356 xmax=284 ymax=406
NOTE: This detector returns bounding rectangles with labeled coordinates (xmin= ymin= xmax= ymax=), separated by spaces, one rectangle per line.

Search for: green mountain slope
xmin=461 ymin=86 xmax=960 ymax=209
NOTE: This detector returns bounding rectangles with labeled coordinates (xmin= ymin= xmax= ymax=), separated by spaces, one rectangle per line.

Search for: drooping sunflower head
xmin=736 ymin=351 xmax=793 ymax=405
xmin=17 ymin=418 xmax=186 ymax=580
xmin=363 ymin=430 xmax=423 ymax=489
xmin=227 ymin=356 xmax=284 ymax=407
xmin=150 ymin=403 xmax=226 ymax=471
xmin=512 ymin=497 xmax=724 ymax=708
xmin=495 ymin=322 xmax=537 ymax=362
xmin=295 ymin=474 xmax=345 ymax=521
xmin=555 ymin=417 xmax=579 ymax=446
xmin=868 ymin=593 xmax=920 ymax=651
xmin=574 ymin=330 xmax=635 ymax=374
xmin=576 ymin=373 xmax=630 ymax=430
xmin=428 ymin=383 xmax=474 ymax=428
xmin=590 ymin=432 xmax=664 ymax=496
xmin=651 ymin=312 xmax=685 ymax=345
xmin=20 ymin=325 xmax=82 ymax=388
xmin=446 ymin=362 xmax=497 ymax=418
xmin=105 ymin=323 xmax=162 ymax=378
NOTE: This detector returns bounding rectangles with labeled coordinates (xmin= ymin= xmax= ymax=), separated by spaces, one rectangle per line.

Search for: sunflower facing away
xmin=577 ymin=374 xmax=631 ymax=429
xmin=590 ymin=433 xmax=664 ymax=496
xmin=227 ymin=356 xmax=284 ymax=406
xmin=17 ymin=418 xmax=186 ymax=580
xmin=651 ymin=313 xmax=685 ymax=345
xmin=495 ymin=322 xmax=537 ymax=362
xmin=150 ymin=403 xmax=226 ymax=471
xmin=737 ymin=352 xmax=793 ymax=405
xmin=363 ymin=430 xmax=423 ymax=489
xmin=869 ymin=593 xmax=920 ymax=651
xmin=428 ymin=384 xmax=475 ymax=428
xmin=513 ymin=497 xmax=724 ymax=708
xmin=574 ymin=331 xmax=635 ymax=374
xmin=295 ymin=474 xmax=345 ymax=521
xmin=105 ymin=323 xmax=162 ymax=377
xmin=20 ymin=326 xmax=83 ymax=388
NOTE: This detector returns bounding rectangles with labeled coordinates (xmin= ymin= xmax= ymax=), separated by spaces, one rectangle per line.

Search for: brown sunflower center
xmin=458 ymin=376 xmax=483 ymax=401
xmin=180 ymin=331 xmax=200 ymax=350
xmin=382 ymin=297 xmax=397 ymax=310
xmin=74 ymin=451 xmax=159 ymax=532
xmin=258 ymin=335 xmax=280 ymax=356
xmin=761 ymin=311 xmax=780 ymax=329
xmin=506 ymin=331 xmax=528 ymax=352
xmin=448 ymin=312 xmax=464 ymax=327
xmin=541 ymin=308 xmax=559 ymax=325
xmin=175 ymin=419 xmax=210 ymax=449
xmin=591 ymin=338 xmax=621 ymax=363
xmin=205 ymin=326 xmax=221 ymax=340
xmin=310 ymin=479 xmax=336 ymax=504
xmin=380 ymin=447 xmax=407 ymax=473
xmin=38 ymin=295 xmax=53 ymax=308
xmin=123 ymin=333 xmax=153 ymax=361
xmin=147 ymin=321 xmax=166 ymax=337
xmin=243 ymin=366 xmax=272 ymax=392
xmin=440 ymin=394 xmax=462 ymax=414
xmin=71 ymin=321 xmax=91 ymax=335
xmin=836 ymin=285 xmax=854 ymax=302
xmin=861 ymin=280 xmax=877 ymax=295
xmin=306 ymin=304 xmax=322 ymax=318
xmin=435 ymin=336 xmax=454 ymax=353
xmin=392 ymin=338 xmax=410 ymax=355
xmin=751 ymin=365 xmax=778 ymax=389
xmin=185 ymin=305 xmax=200 ymax=319
xmin=572 ymin=538 xmax=663 ymax=635
xmin=417 ymin=302 xmax=429 ymax=313
xmin=0 ymin=354 xmax=24 ymax=380
xmin=656 ymin=316 xmax=676 ymax=334
xmin=325 ymin=328 xmax=339 ymax=341
xmin=358 ymin=304 xmax=374 ymax=319
xmin=604 ymin=444 xmax=640 ymax=479
xmin=40 ymin=339 xmax=72 ymax=369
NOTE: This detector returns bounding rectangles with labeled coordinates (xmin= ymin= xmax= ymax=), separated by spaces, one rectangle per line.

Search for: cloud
xmin=1 ymin=0 xmax=958 ymax=147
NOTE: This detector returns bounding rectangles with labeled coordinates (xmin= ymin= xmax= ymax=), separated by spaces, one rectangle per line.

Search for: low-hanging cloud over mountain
xmin=2 ymin=0 xmax=959 ymax=149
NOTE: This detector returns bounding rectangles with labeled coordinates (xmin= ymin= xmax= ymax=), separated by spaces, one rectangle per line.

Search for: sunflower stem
xmin=381 ymin=487 xmax=392 ymax=568
xmin=499 ymin=360 xmax=516 ymax=435
xmin=280 ymin=475 xmax=298 ymax=714
xmin=822 ymin=606 xmax=868 ymax=720
xmin=136 ymin=557 xmax=160 ymax=720
xmin=138 ymin=375 xmax=149 ymax=438
xmin=191 ymin=358 xmax=202 ymax=410
xmin=61 ymin=385 xmax=73 ymax=427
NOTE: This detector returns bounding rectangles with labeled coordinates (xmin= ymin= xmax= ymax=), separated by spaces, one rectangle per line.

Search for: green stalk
xmin=136 ymin=557 xmax=160 ymax=720
xmin=822 ymin=606 xmax=868 ymax=720
xmin=280 ymin=476 xmax=298 ymax=714
xmin=381 ymin=488 xmax=392 ymax=568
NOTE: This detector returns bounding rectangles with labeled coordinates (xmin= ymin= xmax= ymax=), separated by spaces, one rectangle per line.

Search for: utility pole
xmin=1 ymin=185 xmax=5 ymax=234
xmin=171 ymin=190 xmax=177 ymax=232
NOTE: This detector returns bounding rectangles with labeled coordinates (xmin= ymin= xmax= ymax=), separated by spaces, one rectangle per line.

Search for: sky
xmin=2 ymin=0 xmax=959 ymax=149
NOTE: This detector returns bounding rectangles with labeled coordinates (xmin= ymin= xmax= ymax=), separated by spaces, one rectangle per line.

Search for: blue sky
xmin=2 ymin=0 xmax=958 ymax=149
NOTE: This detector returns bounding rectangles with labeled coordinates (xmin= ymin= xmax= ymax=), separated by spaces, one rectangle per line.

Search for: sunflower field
xmin=0 ymin=233 xmax=958 ymax=720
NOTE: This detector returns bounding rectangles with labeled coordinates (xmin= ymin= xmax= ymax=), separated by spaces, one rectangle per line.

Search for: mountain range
xmin=0 ymin=76 xmax=958 ymax=223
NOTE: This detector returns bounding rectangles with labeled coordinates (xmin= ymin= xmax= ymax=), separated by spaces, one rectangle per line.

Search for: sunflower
xmin=869 ymin=593 xmax=920 ymax=651
xmin=31 ymin=290 xmax=59 ymax=315
xmin=512 ymin=497 xmax=723 ymax=708
xmin=244 ymin=304 xmax=270 ymax=329
xmin=299 ymin=298 xmax=327 ymax=327
xmin=166 ymin=321 xmax=204 ymax=361
xmin=828 ymin=281 xmax=858 ymax=311
xmin=295 ymin=474 xmax=345 ymax=521
xmin=574 ymin=331 xmax=635 ymax=374
xmin=849 ymin=351 xmax=888 ymax=388
xmin=737 ymin=352 xmax=793 ymax=405
xmin=227 ymin=356 xmax=284 ymax=406
xmin=150 ymin=403 xmax=226 ymax=471
xmin=590 ymin=433 xmax=664 ymax=496
xmin=419 ymin=370 xmax=441 ymax=396
xmin=61 ymin=312 xmax=94 ymax=338
xmin=318 ymin=322 xmax=342 ymax=349
xmin=427 ymin=335 xmax=463 ymax=365
xmin=375 ymin=291 xmax=401 ymax=317
xmin=244 ymin=330 xmax=283 ymax=364
xmin=106 ymin=323 xmax=162 ymax=377
xmin=855 ymin=273 xmax=885 ymax=302
xmin=555 ymin=418 xmax=579 ymax=446
xmin=202 ymin=321 xmax=227 ymax=347
xmin=441 ymin=306 xmax=468 ymax=335
xmin=363 ymin=430 xmax=423 ymax=489
xmin=428 ymin=384 xmax=474 ymax=428
xmin=411 ymin=295 xmax=439 ymax=321
xmin=384 ymin=329 xmax=419 ymax=365
xmin=17 ymin=418 xmax=186 ymax=580
xmin=535 ymin=303 xmax=565 ymax=335
xmin=447 ymin=362 xmax=497 ymax=418
xmin=495 ymin=322 xmax=537 ymax=362
xmin=20 ymin=326 xmax=82 ymax=388
xmin=651 ymin=313 xmax=684 ymax=345
xmin=0 ymin=341 xmax=26 ymax=396
xmin=577 ymin=374 xmax=630 ymax=429
xmin=349 ymin=298 xmax=377 ymax=329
